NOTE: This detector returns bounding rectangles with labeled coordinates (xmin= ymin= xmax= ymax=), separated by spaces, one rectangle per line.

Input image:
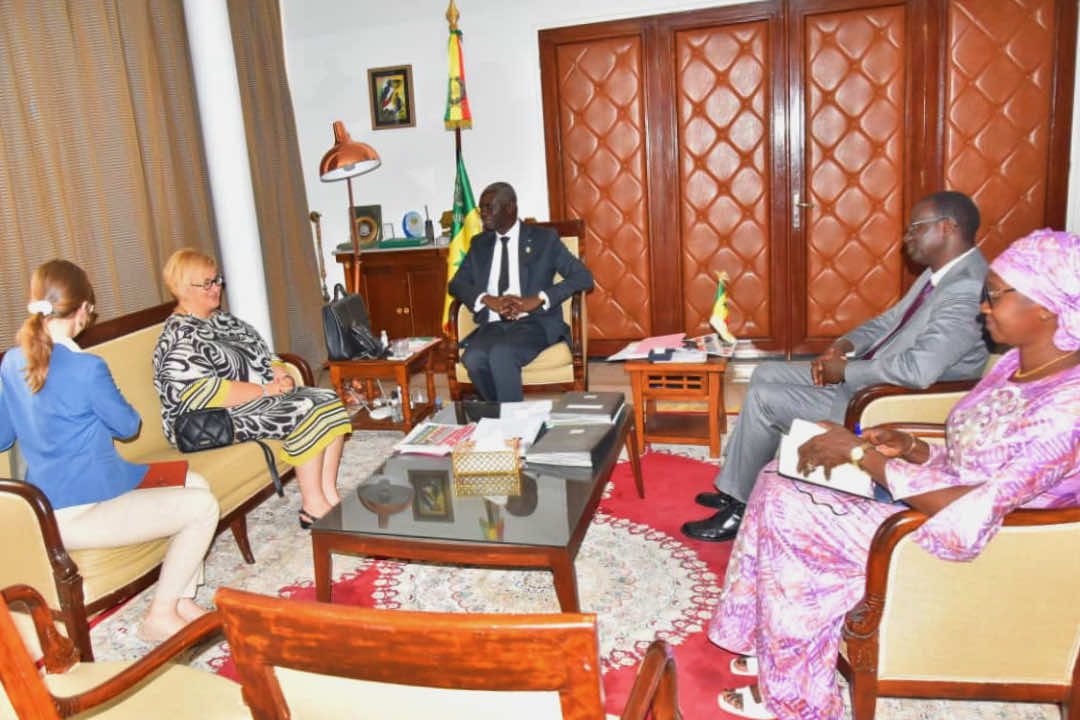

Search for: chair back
xmin=0 ymin=587 xmax=63 ymax=719
xmin=215 ymin=587 xmax=604 ymax=720
xmin=0 ymin=482 xmax=64 ymax=612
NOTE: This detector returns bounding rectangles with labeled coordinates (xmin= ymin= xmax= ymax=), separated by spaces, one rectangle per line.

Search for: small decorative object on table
xmin=451 ymin=438 xmax=521 ymax=479
xmin=357 ymin=477 xmax=413 ymax=528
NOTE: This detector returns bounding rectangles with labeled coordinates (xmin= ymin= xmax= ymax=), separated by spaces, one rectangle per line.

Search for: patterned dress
xmin=153 ymin=312 xmax=350 ymax=466
xmin=708 ymin=349 xmax=1080 ymax=719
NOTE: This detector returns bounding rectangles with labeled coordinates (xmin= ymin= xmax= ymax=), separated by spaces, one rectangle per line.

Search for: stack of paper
xmin=394 ymin=422 xmax=475 ymax=456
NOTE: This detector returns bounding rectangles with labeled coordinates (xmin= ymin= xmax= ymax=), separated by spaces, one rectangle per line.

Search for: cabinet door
xmin=406 ymin=264 xmax=446 ymax=338
xmin=361 ymin=264 xmax=412 ymax=339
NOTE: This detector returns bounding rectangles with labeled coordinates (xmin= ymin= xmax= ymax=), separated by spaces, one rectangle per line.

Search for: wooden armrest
xmin=0 ymin=480 xmax=80 ymax=599
xmin=2 ymin=584 xmax=79 ymax=674
xmin=447 ymin=298 xmax=465 ymax=364
xmin=844 ymin=380 xmax=977 ymax=431
xmin=569 ymin=291 xmax=584 ymax=356
xmin=55 ymin=611 xmax=223 ymax=716
xmin=621 ymin=640 xmax=680 ymax=720
xmin=276 ymin=352 xmax=314 ymax=387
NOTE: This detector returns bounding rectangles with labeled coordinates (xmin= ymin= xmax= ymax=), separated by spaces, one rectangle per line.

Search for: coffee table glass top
xmin=313 ymin=402 xmax=624 ymax=548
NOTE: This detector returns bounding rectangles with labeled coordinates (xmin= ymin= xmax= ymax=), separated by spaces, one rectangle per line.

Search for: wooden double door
xmin=539 ymin=0 xmax=1075 ymax=357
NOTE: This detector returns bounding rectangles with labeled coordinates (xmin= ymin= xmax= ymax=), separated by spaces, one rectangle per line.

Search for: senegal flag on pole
xmin=442 ymin=1 xmax=481 ymax=332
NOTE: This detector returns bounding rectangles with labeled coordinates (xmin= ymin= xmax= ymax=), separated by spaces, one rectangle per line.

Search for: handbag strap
xmin=252 ymin=439 xmax=283 ymax=497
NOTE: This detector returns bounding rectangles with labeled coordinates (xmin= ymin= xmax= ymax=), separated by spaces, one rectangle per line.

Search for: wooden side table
xmin=328 ymin=338 xmax=442 ymax=431
xmin=624 ymin=357 xmax=727 ymax=457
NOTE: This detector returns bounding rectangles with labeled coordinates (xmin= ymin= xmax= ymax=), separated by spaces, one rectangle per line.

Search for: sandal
xmin=717 ymin=685 xmax=775 ymax=719
xmin=298 ymin=509 xmax=318 ymax=530
xmin=730 ymin=655 xmax=759 ymax=677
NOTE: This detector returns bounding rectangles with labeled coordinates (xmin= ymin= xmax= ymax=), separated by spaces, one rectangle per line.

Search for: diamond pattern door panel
xmin=944 ymin=0 xmax=1054 ymax=261
xmin=676 ymin=21 xmax=773 ymax=341
xmin=804 ymin=6 xmax=907 ymax=340
xmin=554 ymin=38 xmax=651 ymax=341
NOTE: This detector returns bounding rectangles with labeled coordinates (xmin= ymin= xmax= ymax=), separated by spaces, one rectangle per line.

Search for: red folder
xmin=138 ymin=460 xmax=189 ymax=489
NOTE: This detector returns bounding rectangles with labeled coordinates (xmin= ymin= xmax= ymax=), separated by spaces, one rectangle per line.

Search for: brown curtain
xmin=227 ymin=0 xmax=325 ymax=366
xmin=0 ymin=0 xmax=218 ymax=345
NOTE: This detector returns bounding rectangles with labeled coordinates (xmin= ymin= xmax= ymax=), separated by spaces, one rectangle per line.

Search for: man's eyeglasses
xmin=903 ymin=216 xmax=947 ymax=237
xmin=190 ymin=274 xmax=225 ymax=290
xmin=981 ymin=285 xmax=1016 ymax=307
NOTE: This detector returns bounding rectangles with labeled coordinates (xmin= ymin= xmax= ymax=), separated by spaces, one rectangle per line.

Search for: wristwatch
xmin=849 ymin=442 xmax=870 ymax=466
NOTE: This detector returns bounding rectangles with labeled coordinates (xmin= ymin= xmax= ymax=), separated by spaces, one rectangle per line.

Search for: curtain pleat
xmin=0 ymin=0 xmax=218 ymax=345
xmin=227 ymin=0 xmax=325 ymax=366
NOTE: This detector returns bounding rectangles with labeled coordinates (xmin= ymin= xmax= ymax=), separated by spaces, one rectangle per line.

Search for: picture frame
xmin=368 ymin=64 xmax=416 ymax=130
xmin=350 ymin=204 xmax=382 ymax=249
xmin=408 ymin=469 xmax=454 ymax=522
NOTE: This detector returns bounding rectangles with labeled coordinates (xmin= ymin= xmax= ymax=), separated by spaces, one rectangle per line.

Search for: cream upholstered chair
xmin=0 ymin=584 xmax=245 ymax=719
xmin=447 ymin=219 xmax=588 ymax=400
xmin=215 ymin=586 xmax=680 ymax=720
xmin=838 ymin=502 xmax=1080 ymax=720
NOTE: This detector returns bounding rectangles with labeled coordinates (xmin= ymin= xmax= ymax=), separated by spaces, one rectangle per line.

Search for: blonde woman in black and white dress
xmin=153 ymin=249 xmax=351 ymax=529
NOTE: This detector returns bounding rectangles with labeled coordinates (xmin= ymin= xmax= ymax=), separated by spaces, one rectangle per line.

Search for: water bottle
xmin=379 ymin=330 xmax=389 ymax=353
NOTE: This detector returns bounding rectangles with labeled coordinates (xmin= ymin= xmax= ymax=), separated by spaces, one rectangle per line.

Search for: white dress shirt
xmin=473 ymin=220 xmax=549 ymax=322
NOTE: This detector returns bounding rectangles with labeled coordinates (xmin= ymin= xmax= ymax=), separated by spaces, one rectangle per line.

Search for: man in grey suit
xmin=449 ymin=182 xmax=593 ymax=402
xmin=683 ymin=191 xmax=989 ymax=541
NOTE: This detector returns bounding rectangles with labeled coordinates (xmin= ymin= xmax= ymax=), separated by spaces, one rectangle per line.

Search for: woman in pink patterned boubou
xmin=709 ymin=228 xmax=1080 ymax=720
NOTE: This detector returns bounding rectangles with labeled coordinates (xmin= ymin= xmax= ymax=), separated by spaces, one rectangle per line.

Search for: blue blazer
xmin=0 ymin=345 xmax=146 ymax=509
xmin=448 ymin=223 xmax=594 ymax=345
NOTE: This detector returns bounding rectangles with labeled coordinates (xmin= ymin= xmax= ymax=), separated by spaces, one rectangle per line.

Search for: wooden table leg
xmin=708 ymin=371 xmax=722 ymax=458
xmin=625 ymin=409 xmax=645 ymax=498
xmin=549 ymin=552 xmax=580 ymax=613
xmin=328 ymin=364 xmax=345 ymax=403
xmin=628 ymin=369 xmax=647 ymax=454
xmin=312 ymin=537 xmax=332 ymax=603
xmin=396 ymin=363 xmax=412 ymax=430
xmin=424 ymin=349 xmax=437 ymax=409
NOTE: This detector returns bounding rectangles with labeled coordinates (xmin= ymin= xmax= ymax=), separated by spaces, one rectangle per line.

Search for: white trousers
xmin=53 ymin=472 xmax=219 ymax=601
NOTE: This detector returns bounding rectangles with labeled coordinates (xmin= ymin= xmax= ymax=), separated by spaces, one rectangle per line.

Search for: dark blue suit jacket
xmin=448 ymin=223 xmax=594 ymax=346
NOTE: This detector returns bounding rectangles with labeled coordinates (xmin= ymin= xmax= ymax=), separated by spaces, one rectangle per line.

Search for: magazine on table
xmin=394 ymin=422 xmax=475 ymax=456
xmin=686 ymin=333 xmax=736 ymax=357
xmin=777 ymin=418 xmax=877 ymax=499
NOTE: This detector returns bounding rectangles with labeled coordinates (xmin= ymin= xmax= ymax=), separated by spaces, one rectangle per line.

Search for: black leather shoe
xmin=694 ymin=491 xmax=737 ymax=510
xmin=681 ymin=503 xmax=746 ymax=542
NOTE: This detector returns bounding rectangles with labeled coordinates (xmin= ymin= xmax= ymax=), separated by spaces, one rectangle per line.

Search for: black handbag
xmin=322 ymin=283 xmax=388 ymax=360
xmin=174 ymin=408 xmax=234 ymax=453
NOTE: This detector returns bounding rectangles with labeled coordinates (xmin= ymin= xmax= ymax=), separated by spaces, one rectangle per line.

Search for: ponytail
xmin=16 ymin=312 xmax=52 ymax=393
xmin=17 ymin=260 xmax=95 ymax=394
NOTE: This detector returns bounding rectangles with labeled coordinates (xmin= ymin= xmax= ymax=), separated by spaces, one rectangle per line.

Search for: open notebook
xmin=777 ymin=419 xmax=877 ymax=499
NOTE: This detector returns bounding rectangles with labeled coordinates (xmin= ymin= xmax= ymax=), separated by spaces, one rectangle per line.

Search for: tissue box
xmin=451 ymin=439 xmax=521 ymax=478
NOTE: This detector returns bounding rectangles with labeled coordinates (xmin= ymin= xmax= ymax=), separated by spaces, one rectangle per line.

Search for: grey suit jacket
xmin=448 ymin=223 xmax=594 ymax=346
xmin=830 ymin=248 xmax=989 ymax=416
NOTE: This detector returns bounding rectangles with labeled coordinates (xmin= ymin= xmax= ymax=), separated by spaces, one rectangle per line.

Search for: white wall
xmin=281 ymin=0 xmax=1080 ymax=294
xmin=281 ymin=0 xmax=734 ymax=291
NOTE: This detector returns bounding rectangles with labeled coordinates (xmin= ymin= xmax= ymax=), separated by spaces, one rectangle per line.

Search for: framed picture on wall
xmin=368 ymin=64 xmax=416 ymax=130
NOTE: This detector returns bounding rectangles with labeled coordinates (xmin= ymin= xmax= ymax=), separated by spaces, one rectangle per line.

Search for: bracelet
xmin=261 ymin=384 xmax=268 ymax=398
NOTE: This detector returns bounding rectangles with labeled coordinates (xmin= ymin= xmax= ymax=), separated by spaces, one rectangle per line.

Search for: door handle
xmin=794 ymin=192 xmax=815 ymax=208
xmin=793 ymin=192 xmax=815 ymax=232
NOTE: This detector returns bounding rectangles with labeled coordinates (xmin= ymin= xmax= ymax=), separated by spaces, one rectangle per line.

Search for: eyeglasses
xmin=190 ymin=274 xmax=225 ymax=290
xmin=903 ymin=216 xmax=947 ymax=237
xmin=981 ymin=285 xmax=1016 ymax=307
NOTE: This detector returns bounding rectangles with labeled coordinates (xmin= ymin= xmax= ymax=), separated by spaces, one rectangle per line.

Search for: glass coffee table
xmin=311 ymin=401 xmax=642 ymax=612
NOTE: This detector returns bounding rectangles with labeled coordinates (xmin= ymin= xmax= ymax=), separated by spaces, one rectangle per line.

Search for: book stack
xmin=525 ymin=424 xmax=614 ymax=468
xmin=547 ymin=391 xmax=625 ymax=427
xmin=394 ymin=422 xmax=475 ymax=456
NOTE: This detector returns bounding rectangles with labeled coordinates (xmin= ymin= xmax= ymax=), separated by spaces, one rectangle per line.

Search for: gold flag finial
xmin=446 ymin=0 xmax=459 ymax=31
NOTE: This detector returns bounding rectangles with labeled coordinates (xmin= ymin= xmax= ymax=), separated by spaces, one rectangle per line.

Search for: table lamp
xmin=319 ymin=120 xmax=381 ymax=291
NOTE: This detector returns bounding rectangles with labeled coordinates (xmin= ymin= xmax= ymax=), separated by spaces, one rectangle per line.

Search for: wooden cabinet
xmin=334 ymin=247 xmax=449 ymax=367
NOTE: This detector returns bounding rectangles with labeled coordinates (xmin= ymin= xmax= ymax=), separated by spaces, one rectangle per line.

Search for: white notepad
xmin=777 ymin=418 xmax=877 ymax=499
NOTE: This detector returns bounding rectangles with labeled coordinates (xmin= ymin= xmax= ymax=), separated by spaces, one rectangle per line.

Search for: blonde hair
xmin=17 ymin=261 xmax=95 ymax=393
xmin=163 ymin=248 xmax=218 ymax=299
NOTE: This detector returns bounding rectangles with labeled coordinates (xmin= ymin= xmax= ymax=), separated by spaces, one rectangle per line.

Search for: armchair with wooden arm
xmin=447 ymin=219 xmax=589 ymax=400
xmin=838 ymin=504 xmax=1080 ymax=719
xmin=216 ymin=586 xmax=680 ymax=719
xmin=0 ymin=584 xmax=244 ymax=719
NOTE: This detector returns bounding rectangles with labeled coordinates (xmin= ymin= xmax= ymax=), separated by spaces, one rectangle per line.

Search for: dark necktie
xmin=862 ymin=281 xmax=934 ymax=360
xmin=497 ymin=236 xmax=510 ymax=296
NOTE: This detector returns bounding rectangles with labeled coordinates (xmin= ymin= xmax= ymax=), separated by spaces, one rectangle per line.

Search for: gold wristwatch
xmin=849 ymin=442 xmax=870 ymax=466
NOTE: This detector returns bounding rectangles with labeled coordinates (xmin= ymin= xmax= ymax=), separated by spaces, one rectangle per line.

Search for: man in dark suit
xmin=683 ymin=190 xmax=990 ymax=542
xmin=449 ymin=182 xmax=594 ymax=402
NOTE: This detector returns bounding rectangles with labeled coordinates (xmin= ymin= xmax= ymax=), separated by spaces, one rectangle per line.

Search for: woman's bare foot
xmin=176 ymin=598 xmax=210 ymax=623
xmin=138 ymin=609 xmax=186 ymax=643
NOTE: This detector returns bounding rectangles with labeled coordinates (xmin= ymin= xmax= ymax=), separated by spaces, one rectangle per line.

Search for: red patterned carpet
xmin=209 ymin=453 xmax=740 ymax=717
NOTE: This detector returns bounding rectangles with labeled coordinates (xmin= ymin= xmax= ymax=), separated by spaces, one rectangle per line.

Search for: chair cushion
xmin=0 ymin=661 xmax=246 ymax=719
xmin=453 ymin=342 xmax=574 ymax=388
xmin=275 ymin=666 xmax=562 ymax=720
